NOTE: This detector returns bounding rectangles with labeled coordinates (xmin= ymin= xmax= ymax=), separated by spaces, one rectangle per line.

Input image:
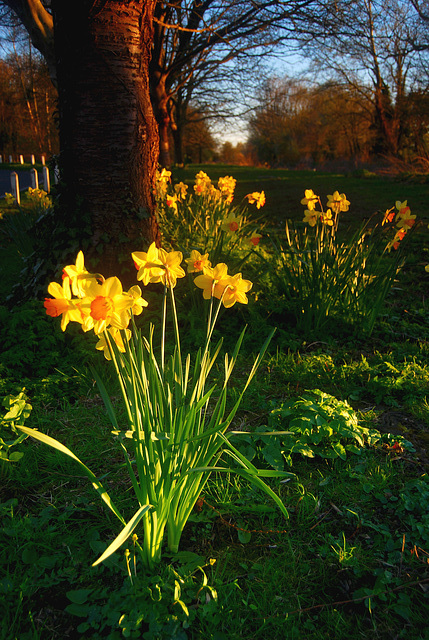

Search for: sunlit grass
xmin=1 ymin=166 xmax=428 ymax=638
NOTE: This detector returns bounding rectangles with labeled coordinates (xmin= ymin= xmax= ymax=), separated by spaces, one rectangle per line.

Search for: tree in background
xmin=6 ymin=39 xmax=58 ymax=155
xmin=248 ymin=77 xmax=379 ymax=167
xmin=149 ymin=0 xmax=340 ymax=167
xmin=297 ymin=0 xmax=429 ymax=159
xmin=179 ymin=107 xmax=217 ymax=164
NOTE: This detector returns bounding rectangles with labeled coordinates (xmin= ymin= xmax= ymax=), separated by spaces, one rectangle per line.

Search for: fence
xmin=0 ymin=154 xmax=46 ymax=165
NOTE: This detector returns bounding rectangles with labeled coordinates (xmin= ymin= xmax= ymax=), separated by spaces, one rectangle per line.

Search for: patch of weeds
xmin=64 ymin=555 xmax=221 ymax=639
xmin=230 ymin=390 xmax=384 ymax=470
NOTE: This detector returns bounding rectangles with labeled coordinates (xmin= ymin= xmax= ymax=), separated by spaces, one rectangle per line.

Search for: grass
xmin=0 ymin=165 xmax=428 ymax=639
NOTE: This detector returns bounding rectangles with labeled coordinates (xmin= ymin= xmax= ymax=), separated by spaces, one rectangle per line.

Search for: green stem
xmin=161 ymin=283 xmax=167 ymax=375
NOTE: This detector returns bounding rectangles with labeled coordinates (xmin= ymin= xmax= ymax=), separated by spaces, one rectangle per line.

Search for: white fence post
xmin=10 ymin=171 xmax=20 ymax=204
xmin=41 ymin=155 xmax=46 ymax=165
xmin=42 ymin=166 xmax=50 ymax=193
xmin=31 ymin=154 xmax=35 ymax=164
xmin=30 ymin=167 xmax=39 ymax=189
xmin=9 ymin=155 xmax=13 ymax=163
xmin=19 ymin=155 xmax=24 ymax=164
xmin=0 ymin=155 xmax=2 ymax=164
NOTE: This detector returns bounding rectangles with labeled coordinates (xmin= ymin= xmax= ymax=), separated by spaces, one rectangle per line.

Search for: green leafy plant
xmin=65 ymin=555 xmax=220 ymax=639
xmin=17 ymin=246 xmax=289 ymax=570
xmin=267 ymin=389 xmax=381 ymax=466
xmin=265 ymin=191 xmax=416 ymax=335
xmin=0 ymin=390 xmax=32 ymax=465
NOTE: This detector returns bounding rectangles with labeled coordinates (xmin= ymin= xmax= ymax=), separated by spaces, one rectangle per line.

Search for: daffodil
xmin=327 ymin=191 xmax=350 ymax=214
xmin=63 ymin=251 xmax=97 ymax=297
xmin=157 ymin=168 xmax=171 ymax=183
xmin=221 ymin=213 xmax=242 ymax=233
xmin=194 ymin=263 xmax=229 ymax=300
xmin=132 ymin=242 xmax=165 ymax=285
xmin=194 ymin=170 xmax=212 ymax=195
xmin=300 ymin=189 xmax=319 ymax=210
xmin=246 ymin=191 xmax=266 ymax=209
xmin=127 ymin=285 xmax=148 ymax=315
xmin=395 ymin=200 xmax=408 ymax=213
xmin=396 ymin=207 xmax=416 ymax=229
xmin=81 ymin=276 xmax=133 ymax=334
xmin=44 ymin=279 xmax=83 ymax=331
xmin=382 ymin=207 xmax=395 ymax=225
xmin=320 ymin=209 xmax=334 ymax=226
xmin=174 ymin=182 xmax=188 ymax=200
xmin=96 ymin=327 xmax=131 ymax=360
xmin=217 ymin=176 xmax=236 ymax=203
xmin=221 ymin=273 xmax=253 ymax=308
xmin=303 ymin=209 xmax=319 ymax=227
xmin=166 ymin=194 xmax=178 ymax=211
xmin=156 ymin=169 xmax=171 ymax=197
xmin=185 ymin=250 xmax=211 ymax=273
xmin=425 ymin=264 xmax=429 ymax=273
xmin=246 ymin=231 xmax=262 ymax=247
xmin=388 ymin=229 xmax=406 ymax=251
xmin=157 ymin=247 xmax=186 ymax=287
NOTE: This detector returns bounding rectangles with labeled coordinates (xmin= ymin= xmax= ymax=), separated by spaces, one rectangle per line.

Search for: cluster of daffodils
xmin=155 ymin=169 xmax=264 ymax=252
xmin=133 ymin=243 xmax=252 ymax=309
xmin=300 ymin=189 xmax=350 ymax=228
xmin=383 ymin=200 xmax=416 ymax=250
xmin=44 ymin=245 xmax=253 ymax=358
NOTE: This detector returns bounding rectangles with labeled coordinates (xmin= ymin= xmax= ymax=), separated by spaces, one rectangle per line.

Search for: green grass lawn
xmin=1 ymin=166 xmax=428 ymax=639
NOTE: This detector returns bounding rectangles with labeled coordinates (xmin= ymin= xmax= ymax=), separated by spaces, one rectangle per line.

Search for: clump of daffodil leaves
xmin=17 ymin=245 xmax=291 ymax=571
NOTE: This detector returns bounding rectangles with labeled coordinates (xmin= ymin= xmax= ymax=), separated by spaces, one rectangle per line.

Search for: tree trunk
xmin=51 ymin=0 xmax=160 ymax=278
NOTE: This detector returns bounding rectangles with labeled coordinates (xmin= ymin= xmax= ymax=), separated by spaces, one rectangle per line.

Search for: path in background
xmin=0 ymin=170 xmax=45 ymax=197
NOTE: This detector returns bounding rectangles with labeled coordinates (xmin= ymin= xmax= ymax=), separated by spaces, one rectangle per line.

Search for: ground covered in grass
xmin=0 ymin=166 xmax=428 ymax=639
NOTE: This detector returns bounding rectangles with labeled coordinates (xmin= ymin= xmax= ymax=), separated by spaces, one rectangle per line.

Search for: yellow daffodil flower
xmin=221 ymin=213 xmax=242 ymax=233
xmin=388 ymin=229 xmax=406 ymax=251
xmin=382 ymin=207 xmax=395 ymax=225
xmin=320 ymin=209 xmax=334 ymax=226
xmin=157 ymin=247 xmax=186 ymax=287
xmin=194 ymin=263 xmax=229 ymax=300
xmin=218 ymin=176 xmax=236 ymax=203
xmin=96 ymin=327 xmax=131 ymax=360
xmin=303 ymin=209 xmax=320 ymax=227
xmin=246 ymin=191 xmax=266 ymax=209
xmin=300 ymin=189 xmax=319 ymax=210
xmin=63 ymin=251 xmax=97 ymax=298
xmin=221 ymin=273 xmax=253 ymax=308
xmin=166 ymin=194 xmax=178 ymax=211
xmin=327 ymin=191 xmax=350 ymax=214
xmin=425 ymin=264 xmax=429 ymax=273
xmin=132 ymin=243 xmax=165 ymax=285
xmin=174 ymin=182 xmax=188 ymax=200
xmin=127 ymin=285 xmax=148 ymax=315
xmin=194 ymin=170 xmax=212 ymax=195
xmin=246 ymin=231 xmax=262 ymax=247
xmin=185 ymin=250 xmax=212 ymax=273
xmin=157 ymin=168 xmax=171 ymax=183
xmin=396 ymin=204 xmax=416 ymax=230
xmin=44 ymin=279 xmax=83 ymax=331
xmin=81 ymin=276 xmax=133 ymax=334
xmin=395 ymin=200 xmax=408 ymax=213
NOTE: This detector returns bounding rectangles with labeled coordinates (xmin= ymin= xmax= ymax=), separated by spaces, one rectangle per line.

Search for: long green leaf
xmin=16 ymin=426 xmax=125 ymax=525
xmin=92 ymin=503 xmax=152 ymax=566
